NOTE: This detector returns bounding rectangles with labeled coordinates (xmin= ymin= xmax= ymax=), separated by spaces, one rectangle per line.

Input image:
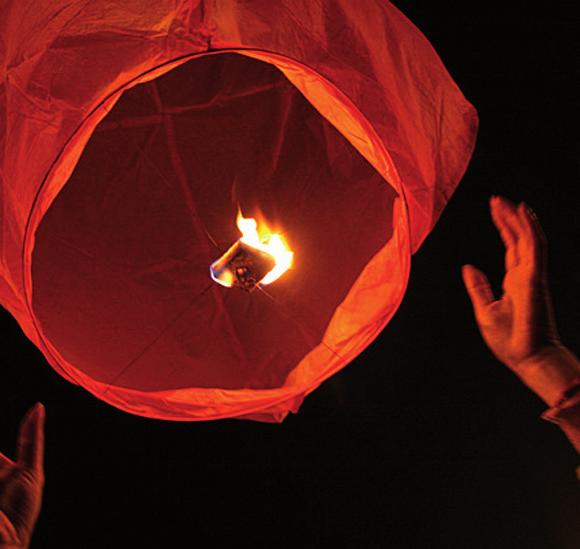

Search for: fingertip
xmin=494 ymin=195 xmax=517 ymax=210
xmin=17 ymin=403 xmax=45 ymax=472
xmin=490 ymin=196 xmax=511 ymax=222
xmin=461 ymin=264 xmax=483 ymax=287
xmin=35 ymin=402 xmax=46 ymax=423
xmin=24 ymin=402 xmax=44 ymax=422
xmin=19 ymin=402 xmax=45 ymax=441
xmin=461 ymin=263 xmax=474 ymax=281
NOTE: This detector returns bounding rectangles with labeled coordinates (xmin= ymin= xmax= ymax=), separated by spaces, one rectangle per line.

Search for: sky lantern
xmin=0 ymin=1 xmax=478 ymax=422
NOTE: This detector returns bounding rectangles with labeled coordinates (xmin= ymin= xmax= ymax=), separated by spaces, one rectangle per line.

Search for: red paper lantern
xmin=0 ymin=1 xmax=477 ymax=422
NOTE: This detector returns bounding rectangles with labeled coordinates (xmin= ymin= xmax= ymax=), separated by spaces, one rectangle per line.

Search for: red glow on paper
xmin=0 ymin=1 xmax=477 ymax=422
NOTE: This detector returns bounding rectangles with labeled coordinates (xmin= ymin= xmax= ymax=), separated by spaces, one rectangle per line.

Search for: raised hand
xmin=0 ymin=403 xmax=45 ymax=548
xmin=462 ymin=196 xmax=580 ymax=406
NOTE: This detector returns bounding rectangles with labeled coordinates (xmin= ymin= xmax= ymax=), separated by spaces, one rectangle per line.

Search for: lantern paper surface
xmin=0 ymin=1 xmax=478 ymax=422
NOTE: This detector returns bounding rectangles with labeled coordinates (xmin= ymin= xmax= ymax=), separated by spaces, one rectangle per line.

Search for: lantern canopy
xmin=0 ymin=1 xmax=478 ymax=422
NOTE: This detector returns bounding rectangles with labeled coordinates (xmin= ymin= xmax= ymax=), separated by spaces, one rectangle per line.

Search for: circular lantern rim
xmin=22 ymin=48 xmax=411 ymax=421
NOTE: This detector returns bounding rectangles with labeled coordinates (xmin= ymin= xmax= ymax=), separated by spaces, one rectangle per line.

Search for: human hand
xmin=462 ymin=196 xmax=580 ymax=405
xmin=0 ymin=403 xmax=45 ymax=549
xmin=462 ymin=195 xmax=558 ymax=368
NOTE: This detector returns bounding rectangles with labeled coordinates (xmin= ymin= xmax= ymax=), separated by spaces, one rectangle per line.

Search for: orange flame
xmin=236 ymin=210 xmax=293 ymax=285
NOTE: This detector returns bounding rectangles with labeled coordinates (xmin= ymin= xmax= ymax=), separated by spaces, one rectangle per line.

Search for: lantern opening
xmin=30 ymin=52 xmax=401 ymax=401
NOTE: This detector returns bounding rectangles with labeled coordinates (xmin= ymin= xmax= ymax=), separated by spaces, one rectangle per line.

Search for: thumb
xmin=462 ymin=264 xmax=495 ymax=316
xmin=17 ymin=402 xmax=45 ymax=475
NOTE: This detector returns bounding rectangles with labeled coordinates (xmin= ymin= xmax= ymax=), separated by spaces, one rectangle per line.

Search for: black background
xmin=1 ymin=2 xmax=579 ymax=548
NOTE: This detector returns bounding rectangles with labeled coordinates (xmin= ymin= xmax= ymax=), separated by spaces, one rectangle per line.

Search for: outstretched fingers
xmin=16 ymin=403 xmax=45 ymax=477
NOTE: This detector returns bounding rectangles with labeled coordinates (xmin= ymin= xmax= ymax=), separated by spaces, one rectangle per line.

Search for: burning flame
xmin=236 ymin=210 xmax=293 ymax=285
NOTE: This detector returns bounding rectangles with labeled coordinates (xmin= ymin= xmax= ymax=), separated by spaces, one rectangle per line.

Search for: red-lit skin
xmin=462 ymin=196 xmax=580 ymax=407
xmin=0 ymin=403 xmax=45 ymax=549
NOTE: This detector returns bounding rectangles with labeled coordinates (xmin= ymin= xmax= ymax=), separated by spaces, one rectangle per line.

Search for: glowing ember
xmin=210 ymin=209 xmax=294 ymax=290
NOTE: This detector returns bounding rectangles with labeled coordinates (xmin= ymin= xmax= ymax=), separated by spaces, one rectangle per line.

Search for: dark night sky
xmin=1 ymin=2 xmax=579 ymax=548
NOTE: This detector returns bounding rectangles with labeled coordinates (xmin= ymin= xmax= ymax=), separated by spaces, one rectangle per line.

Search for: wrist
xmin=512 ymin=345 xmax=580 ymax=406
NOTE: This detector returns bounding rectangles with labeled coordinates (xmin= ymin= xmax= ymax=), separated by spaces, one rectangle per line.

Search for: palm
xmin=480 ymin=272 xmax=534 ymax=365
xmin=0 ymin=404 xmax=45 ymax=547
